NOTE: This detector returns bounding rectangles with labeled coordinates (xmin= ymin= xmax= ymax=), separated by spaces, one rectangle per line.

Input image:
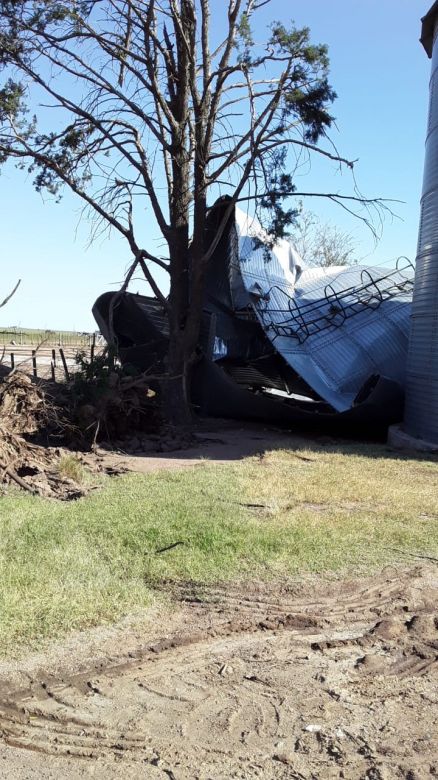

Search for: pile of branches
xmin=0 ymin=281 xmax=103 ymax=498
xmin=0 ymin=371 xmax=59 ymax=435
xmin=0 ymin=352 xmax=163 ymax=497
xmin=0 ymin=372 xmax=82 ymax=498
xmin=0 ymin=346 xmax=197 ymax=498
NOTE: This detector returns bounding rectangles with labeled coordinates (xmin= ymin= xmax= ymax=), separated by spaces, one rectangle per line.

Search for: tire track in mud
xmin=173 ymin=574 xmax=411 ymax=620
xmin=0 ymin=567 xmax=437 ymax=778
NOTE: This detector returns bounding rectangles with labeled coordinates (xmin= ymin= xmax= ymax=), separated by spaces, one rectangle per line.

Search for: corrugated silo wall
xmin=404 ymin=16 xmax=438 ymax=443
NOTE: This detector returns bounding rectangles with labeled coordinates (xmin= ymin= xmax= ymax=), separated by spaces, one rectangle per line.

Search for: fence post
xmin=10 ymin=353 xmax=14 ymax=370
xmin=32 ymin=350 xmax=37 ymax=378
xmin=59 ymin=348 xmax=70 ymax=381
xmin=90 ymin=332 xmax=96 ymax=365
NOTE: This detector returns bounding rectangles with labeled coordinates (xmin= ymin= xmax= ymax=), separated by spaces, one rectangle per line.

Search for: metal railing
xmin=256 ymin=258 xmax=415 ymax=344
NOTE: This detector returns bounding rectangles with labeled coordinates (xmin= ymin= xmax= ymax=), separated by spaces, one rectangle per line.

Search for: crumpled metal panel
xmin=234 ymin=208 xmax=414 ymax=413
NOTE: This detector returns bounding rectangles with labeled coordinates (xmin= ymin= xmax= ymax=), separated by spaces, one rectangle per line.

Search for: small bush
xmin=65 ymin=348 xmax=160 ymax=442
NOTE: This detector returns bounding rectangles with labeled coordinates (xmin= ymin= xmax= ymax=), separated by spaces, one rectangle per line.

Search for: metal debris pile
xmin=94 ymin=197 xmax=414 ymax=437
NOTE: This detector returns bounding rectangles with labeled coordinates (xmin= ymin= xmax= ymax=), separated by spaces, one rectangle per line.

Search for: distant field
xmin=0 ymin=327 xmax=98 ymax=348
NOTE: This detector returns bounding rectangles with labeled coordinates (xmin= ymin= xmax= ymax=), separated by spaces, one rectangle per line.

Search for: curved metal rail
xmin=256 ymin=258 xmax=414 ymax=344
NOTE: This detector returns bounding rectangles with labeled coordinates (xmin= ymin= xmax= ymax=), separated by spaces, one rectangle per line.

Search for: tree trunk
xmin=164 ymin=223 xmax=195 ymax=428
xmin=163 ymin=3 xmax=207 ymax=428
xmin=164 ymin=231 xmax=207 ymax=427
xmin=162 ymin=331 xmax=193 ymax=428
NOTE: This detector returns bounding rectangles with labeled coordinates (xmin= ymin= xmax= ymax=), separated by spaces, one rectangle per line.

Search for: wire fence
xmin=0 ymin=328 xmax=104 ymax=347
xmin=1 ymin=336 xmax=106 ymax=382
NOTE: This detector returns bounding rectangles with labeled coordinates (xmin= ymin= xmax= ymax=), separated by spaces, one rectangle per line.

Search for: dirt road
xmin=0 ymin=565 xmax=436 ymax=779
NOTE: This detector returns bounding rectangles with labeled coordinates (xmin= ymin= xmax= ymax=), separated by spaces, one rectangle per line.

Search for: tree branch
xmin=0 ymin=280 xmax=21 ymax=309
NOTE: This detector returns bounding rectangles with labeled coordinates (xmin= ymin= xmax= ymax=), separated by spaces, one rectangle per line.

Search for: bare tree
xmin=292 ymin=210 xmax=358 ymax=267
xmin=0 ymin=1 xmax=385 ymax=423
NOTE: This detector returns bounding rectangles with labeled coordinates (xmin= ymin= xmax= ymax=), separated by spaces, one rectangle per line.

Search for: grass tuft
xmin=58 ymin=455 xmax=86 ymax=484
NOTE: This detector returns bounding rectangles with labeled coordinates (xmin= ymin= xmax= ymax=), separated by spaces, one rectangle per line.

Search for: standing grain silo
xmin=399 ymin=2 xmax=438 ymax=448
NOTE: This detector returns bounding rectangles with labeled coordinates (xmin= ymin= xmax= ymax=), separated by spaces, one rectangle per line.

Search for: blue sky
xmin=0 ymin=0 xmax=432 ymax=331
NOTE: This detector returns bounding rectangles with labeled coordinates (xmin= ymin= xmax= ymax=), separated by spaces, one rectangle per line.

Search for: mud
xmin=0 ymin=566 xmax=436 ymax=778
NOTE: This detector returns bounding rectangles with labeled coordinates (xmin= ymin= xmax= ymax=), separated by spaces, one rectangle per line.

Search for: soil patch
xmin=0 ymin=565 xmax=436 ymax=778
xmin=86 ymin=421 xmax=308 ymax=476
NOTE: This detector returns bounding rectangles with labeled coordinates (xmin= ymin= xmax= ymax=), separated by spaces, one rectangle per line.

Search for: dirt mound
xmin=0 ymin=566 xmax=436 ymax=779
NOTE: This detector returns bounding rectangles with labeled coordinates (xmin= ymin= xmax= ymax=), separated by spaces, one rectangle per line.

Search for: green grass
xmin=1 ymin=441 xmax=438 ymax=656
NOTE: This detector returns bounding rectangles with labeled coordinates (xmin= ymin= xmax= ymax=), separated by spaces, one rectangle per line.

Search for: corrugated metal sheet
xmin=234 ymin=209 xmax=414 ymax=413
xmin=404 ymin=5 xmax=438 ymax=443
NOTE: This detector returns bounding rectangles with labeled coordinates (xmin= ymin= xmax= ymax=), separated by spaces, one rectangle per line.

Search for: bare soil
xmin=88 ymin=420 xmax=313 ymax=474
xmin=0 ymin=564 xmax=436 ymax=779
xmin=1 ymin=419 xmax=437 ymax=776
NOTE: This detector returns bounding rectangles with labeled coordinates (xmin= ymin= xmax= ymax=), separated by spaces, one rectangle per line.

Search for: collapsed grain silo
xmin=94 ymin=198 xmax=414 ymax=438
